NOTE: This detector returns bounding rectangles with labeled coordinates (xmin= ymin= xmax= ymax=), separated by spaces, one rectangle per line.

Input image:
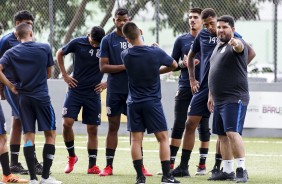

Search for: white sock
xmin=236 ymin=157 xmax=246 ymax=170
xmin=223 ymin=160 xmax=234 ymax=173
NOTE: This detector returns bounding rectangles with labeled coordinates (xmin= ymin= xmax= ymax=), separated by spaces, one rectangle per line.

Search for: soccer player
xmin=0 ymin=23 xmax=61 ymax=184
xmin=169 ymin=7 xmax=211 ymax=176
xmin=0 ymin=10 xmax=43 ymax=175
xmin=121 ymin=21 xmax=180 ymax=184
xmin=99 ymin=8 xmax=151 ymax=176
xmin=0 ymin=20 xmax=28 ymax=184
xmin=57 ymin=26 xmax=106 ymax=174
xmin=208 ymin=15 xmax=250 ymax=183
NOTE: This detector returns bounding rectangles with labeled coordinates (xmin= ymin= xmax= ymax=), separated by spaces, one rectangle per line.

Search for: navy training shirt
xmin=191 ymin=29 xmax=217 ymax=88
xmin=0 ymin=42 xmax=54 ymax=100
xmin=100 ymin=31 xmax=129 ymax=94
xmin=209 ymin=38 xmax=249 ymax=105
xmin=171 ymin=33 xmax=200 ymax=88
xmin=0 ymin=32 xmax=20 ymax=82
xmin=192 ymin=29 xmax=242 ymax=88
xmin=121 ymin=46 xmax=174 ymax=103
xmin=62 ymin=36 xmax=103 ymax=97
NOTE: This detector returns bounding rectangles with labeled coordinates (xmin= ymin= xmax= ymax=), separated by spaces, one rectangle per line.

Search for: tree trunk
xmin=64 ymin=0 xmax=89 ymax=44
xmin=52 ymin=0 xmax=89 ymax=78
xmin=100 ymin=0 xmax=116 ymax=28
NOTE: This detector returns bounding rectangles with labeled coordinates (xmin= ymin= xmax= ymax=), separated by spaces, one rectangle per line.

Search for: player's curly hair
xmin=90 ymin=26 xmax=105 ymax=43
xmin=201 ymin=8 xmax=216 ymax=19
xmin=13 ymin=10 xmax=35 ymax=24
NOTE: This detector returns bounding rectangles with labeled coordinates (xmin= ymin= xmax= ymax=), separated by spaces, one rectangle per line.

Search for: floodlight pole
xmin=273 ymin=0 xmax=278 ymax=82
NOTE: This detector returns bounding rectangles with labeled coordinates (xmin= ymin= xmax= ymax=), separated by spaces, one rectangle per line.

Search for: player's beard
xmin=219 ymin=34 xmax=232 ymax=43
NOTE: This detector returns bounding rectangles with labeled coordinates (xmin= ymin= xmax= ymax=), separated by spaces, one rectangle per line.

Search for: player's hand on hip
xmin=63 ymin=75 xmax=78 ymax=88
xmin=190 ymin=79 xmax=199 ymax=94
xmin=95 ymin=81 xmax=107 ymax=93
xmin=10 ymin=86 xmax=18 ymax=95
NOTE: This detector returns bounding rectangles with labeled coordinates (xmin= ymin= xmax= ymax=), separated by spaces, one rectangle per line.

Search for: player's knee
xmin=12 ymin=119 xmax=22 ymax=131
xmin=87 ymin=125 xmax=98 ymax=136
xmin=171 ymin=128 xmax=184 ymax=139
xmin=198 ymin=118 xmax=211 ymax=142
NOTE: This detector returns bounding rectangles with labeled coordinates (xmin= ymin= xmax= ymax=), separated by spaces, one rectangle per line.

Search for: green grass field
xmin=6 ymin=135 xmax=282 ymax=184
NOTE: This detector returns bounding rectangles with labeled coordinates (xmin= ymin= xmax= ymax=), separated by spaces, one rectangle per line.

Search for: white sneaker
xmin=39 ymin=177 xmax=62 ymax=184
xmin=29 ymin=180 xmax=39 ymax=184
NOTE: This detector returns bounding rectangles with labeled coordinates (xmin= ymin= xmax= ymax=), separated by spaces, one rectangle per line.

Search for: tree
xmin=0 ymin=0 xmax=271 ymax=77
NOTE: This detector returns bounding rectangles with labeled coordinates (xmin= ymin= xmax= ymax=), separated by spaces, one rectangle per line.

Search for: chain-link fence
xmin=0 ymin=0 xmax=281 ymax=82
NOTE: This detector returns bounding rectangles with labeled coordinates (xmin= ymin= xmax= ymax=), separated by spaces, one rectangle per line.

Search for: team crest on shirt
xmin=106 ymin=107 xmax=111 ymax=115
xmin=62 ymin=107 xmax=68 ymax=115
xmin=220 ymin=46 xmax=227 ymax=53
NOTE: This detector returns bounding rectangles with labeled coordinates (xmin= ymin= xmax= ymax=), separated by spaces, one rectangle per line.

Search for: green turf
xmin=6 ymin=135 xmax=282 ymax=184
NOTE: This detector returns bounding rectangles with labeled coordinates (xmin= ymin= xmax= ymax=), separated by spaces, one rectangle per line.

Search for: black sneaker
xmin=161 ymin=175 xmax=180 ymax=184
xmin=135 ymin=175 xmax=146 ymax=184
xmin=208 ymin=167 xmax=220 ymax=180
xmin=10 ymin=162 xmax=28 ymax=175
xmin=208 ymin=170 xmax=235 ymax=181
xmin=170 ymin=165 xmax=190 ymax=178
xmin=235 ymin=167 xmax=248 ymax=183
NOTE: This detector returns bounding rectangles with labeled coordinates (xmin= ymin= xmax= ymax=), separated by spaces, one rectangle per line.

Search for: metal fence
xmin=0 ymin=0 xmax=281 ymax=81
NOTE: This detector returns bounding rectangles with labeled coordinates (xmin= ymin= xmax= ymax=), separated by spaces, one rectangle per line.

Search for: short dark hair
xmin=90 ymin=26 xmax=105 ymax=43
xmin=15 ymin=22 xmax=32 ymax=39
xmin=13 ymin=10 xmax=35 ymax=23
xmin=114 ymin=8 xmax=129 ymax=17
xmin=122 ymin=22 xmax=140 ymax=40
xmin=217 ymin=15 xmax=235 ymax=28
xmin=189 ymin=8 xmax=202 ymax=15
xmin=201 ymin=8 xmax=216 ymax=19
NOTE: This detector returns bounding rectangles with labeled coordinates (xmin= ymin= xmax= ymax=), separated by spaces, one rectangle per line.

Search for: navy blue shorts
xmin=19 ymin=95 xmax=56 ymax=133
xmin=212 ymin=101 xmax=247 ymax=135
xmin=0 ymin=103 xmax=6 ymax=135
xmin=188 ymin=87 xmax=210 ymax=118
xmin=63 ymin=91 xmax=101 ymax=125
xmin=127 ymin=100 xmax=168 ymax=134
xmin=106 ymin=93 xmax=127 ymax=117
xmin=4 ymin=86 xmax=20 ymax=119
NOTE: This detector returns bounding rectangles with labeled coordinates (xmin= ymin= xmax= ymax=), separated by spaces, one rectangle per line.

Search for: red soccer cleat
xmin=142 ymin=165 xmax=153 ymax=176
xmin=64 ymin=155 xmax=78 ymax=174
xmin=99 ymin=165 xmax=113 ymax=176
xmin=87 ymin=165 xmax=101 ymax=174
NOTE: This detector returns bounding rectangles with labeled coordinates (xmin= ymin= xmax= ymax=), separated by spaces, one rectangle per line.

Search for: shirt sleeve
xmin=62 ymin=38 xmax=77 ymax=55
xmin=159 ymin=48 xmax=174 ymax=67
xmin=0 ymin=39 xmax=10 ymax=58
xmin=171 ymin=37 xmax=181 ymax=62
xmin=191 ymin=31 xmax=201 ymax=54
xmin=0 ymin=51 xmax=12 ymax=69
xmin=46 ymin=44 xmax=54 ymax=67
xmin=99 ymin=37 xmax=109 ymax=58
